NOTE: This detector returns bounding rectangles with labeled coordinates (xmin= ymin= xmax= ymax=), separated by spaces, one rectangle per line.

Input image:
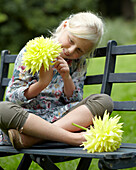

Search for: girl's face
xmin=58 ymin=29 xmax=92 ymax=60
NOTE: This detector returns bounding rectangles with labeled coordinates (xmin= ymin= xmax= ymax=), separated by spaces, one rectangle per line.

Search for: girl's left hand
xmin=54 ymin=56 xmax=70 ymax=80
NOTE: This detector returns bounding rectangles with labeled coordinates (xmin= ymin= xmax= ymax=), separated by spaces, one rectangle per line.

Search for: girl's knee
xmin=0 ymin=101 xmax=28 ymax=134
xmin=96 ymin=94 xmax=114 ymax=110
xmin=0 ymin=101 xmax=11 ymax=117
xmin=0 ymin=101 xmax=13 ymax=134
xmin=85 ymin=94 xmax=114 ymax=117
xmin=0 ymin=101 xmax=23 ymax=117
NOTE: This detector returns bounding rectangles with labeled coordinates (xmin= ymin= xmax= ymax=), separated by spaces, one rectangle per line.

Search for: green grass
xmin=0 ymin=18 xmax=136 ymax=169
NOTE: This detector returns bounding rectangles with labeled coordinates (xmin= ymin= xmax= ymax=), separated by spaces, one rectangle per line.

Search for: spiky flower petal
xmin=73 ymin=110 xmax=123 ymax=153
xmin=22 ymin=36 xmax=62 ymax=75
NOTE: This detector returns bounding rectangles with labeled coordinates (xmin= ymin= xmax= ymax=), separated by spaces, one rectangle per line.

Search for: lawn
xmin=0 ymin=18 xmax=136 ymax=170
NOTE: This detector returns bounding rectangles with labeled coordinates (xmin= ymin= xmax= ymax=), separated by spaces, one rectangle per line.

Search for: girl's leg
xmin=54 ymin=94 xmax=114 ymax=131
xmin=18 ymin=104 xmax=93 ymax=147
xmin=54 ymin=105 xmax=93 ymax=131
xmin=22 ymin=113 xmax=85 ymax=146
xmin=9 ymin=105 xmax=93 ymax=147
xmin=0 ymin=102 xmax=85 ymax=148
xmin=0 ymin=94 xmax=113 ymax=148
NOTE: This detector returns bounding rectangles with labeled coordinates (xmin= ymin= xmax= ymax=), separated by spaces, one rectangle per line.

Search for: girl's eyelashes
xmin=69 ymin=37 xmax=74 ymax=44
xmin=77 ymin=48 xmax=83 ymax=54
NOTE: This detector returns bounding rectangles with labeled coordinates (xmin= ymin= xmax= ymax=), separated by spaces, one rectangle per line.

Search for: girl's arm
xmin=24 ymin=65 xmax=53 ymax=99
xmin=54 ymin=56 xmax=87 ymax=101
xmin=54 ymin=56 xmax=75 ymax=98
xmin=6 ymin=48 xmax=53 ymax=104
xmin=60 ymin=70 xmax=86 ymax=103
xmin=63 ymin=74 xmax=75 ymax=98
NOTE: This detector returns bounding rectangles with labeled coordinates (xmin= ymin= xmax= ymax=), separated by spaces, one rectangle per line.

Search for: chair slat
xmin=5 ymin=55 xmax=17 ymax=63
xmin=114 ymin=101 xmax=136 ymax=111
xmin=112 ymin=45 xmax=136 ymax=55
xmin=108 ymin=73 xmax=136 ymax=83
xmin=84 ymin=75 xmax=103 ymax=85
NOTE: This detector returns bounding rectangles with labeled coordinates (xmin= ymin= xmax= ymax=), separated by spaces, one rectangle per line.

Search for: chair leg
xmin=17 ymin=154 xmax=32 ymax=170
xmin=98 ymin=160 xmax=117 ymax=170
xmin=76 ymin=158 xmax=92 ymax=170
xmin=31 ymin=155 xmax=60 ymax=170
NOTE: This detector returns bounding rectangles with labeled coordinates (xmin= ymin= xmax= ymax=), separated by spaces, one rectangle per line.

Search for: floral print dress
xmin=5 ymin=47 xmax=87 ymax=123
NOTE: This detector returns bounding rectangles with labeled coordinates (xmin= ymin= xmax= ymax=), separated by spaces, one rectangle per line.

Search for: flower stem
xmin=72 ymin=123 xmax=88 ymax=131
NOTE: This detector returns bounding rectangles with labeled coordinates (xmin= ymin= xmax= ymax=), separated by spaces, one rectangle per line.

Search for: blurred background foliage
xmin=0 ymin=0 xmax=136 ymax=53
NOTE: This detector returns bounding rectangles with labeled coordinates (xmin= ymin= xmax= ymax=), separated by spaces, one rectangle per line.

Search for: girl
xmin=0 ymin=11 xmax=113 ymax=149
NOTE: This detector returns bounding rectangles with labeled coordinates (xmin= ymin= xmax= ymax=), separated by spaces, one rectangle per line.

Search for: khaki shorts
xmin=0 ymin=102 xmax=29 ymax=135
xmin=65 ymin=94 xmax=113 ymax=117
xmin=0 ymin=94 xmax=113 ymax=135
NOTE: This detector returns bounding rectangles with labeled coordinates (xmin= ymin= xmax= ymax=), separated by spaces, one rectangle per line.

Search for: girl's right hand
xmin=38 ymin=64 xmax=53 ymax=88
xmin=24 ymin=65 xmax=53 ymax=99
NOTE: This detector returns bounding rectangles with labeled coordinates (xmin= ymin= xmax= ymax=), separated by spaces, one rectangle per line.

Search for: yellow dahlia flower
xmin=22 ymin=36 xmax=62 ymax=75
xmin=73 ymin=110 xmax=123 ymax=153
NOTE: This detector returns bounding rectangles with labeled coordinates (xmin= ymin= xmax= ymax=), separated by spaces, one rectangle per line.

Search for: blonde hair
xmin=53 ymin=11 xmax=104 ymax=53
xmin=52 ymin=11 xmax=104 ymax=74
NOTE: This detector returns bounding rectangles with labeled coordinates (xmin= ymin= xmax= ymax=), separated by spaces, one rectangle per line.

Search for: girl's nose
xmin=68 ymin=45 xmax=76 ymax=54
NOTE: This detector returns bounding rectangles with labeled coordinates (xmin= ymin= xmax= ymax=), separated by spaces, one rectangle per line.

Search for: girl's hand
xmin=54 ymin=56 xmax=70 ymax=80
xmin=38 ymin=64 xmax=53 ymax=88
xmin=24 ymin=65 xmax=53 ymax=99
xmin=54 ymin=56 xmax=75 ymax=98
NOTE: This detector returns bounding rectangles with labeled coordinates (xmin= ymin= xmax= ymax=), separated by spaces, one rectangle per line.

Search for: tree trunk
xmin=98 ymin=0 xmax=135 ymax=20
xmin=121 ymin=0 xmax=135 ymax=19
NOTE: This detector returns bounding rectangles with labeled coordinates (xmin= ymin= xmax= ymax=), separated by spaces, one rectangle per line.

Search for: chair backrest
xmin=1 ymin=40 xmax=136 ymax=111
xmin=0 ymin=50 xmax=17 ymax=101
xmin=101 ymin=40 xmax=136 ymax=111
xmin=0 ymin=47 xmax=107 ymax=101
